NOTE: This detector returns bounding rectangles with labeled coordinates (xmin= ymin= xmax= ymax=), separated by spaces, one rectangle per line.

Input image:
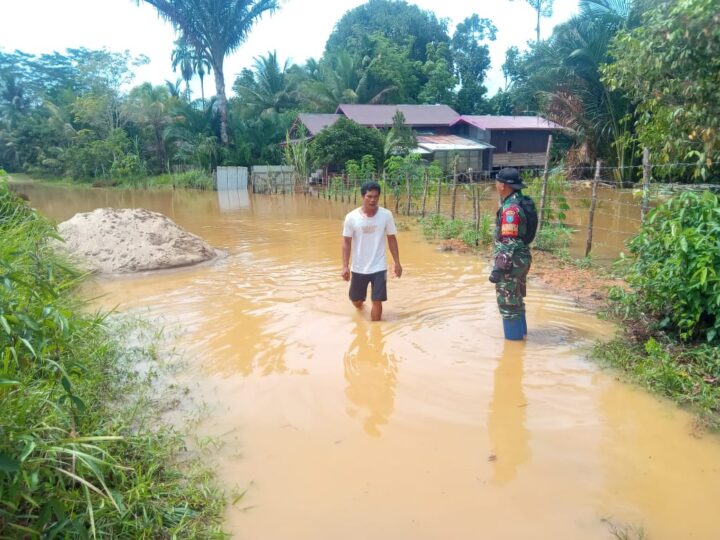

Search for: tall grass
xmin=0 ymin=175 xmax=226 ymax=538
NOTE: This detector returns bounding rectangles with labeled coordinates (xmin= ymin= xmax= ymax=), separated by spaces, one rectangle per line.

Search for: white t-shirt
xmin=342 ymin=207 xmax=397 ymax=274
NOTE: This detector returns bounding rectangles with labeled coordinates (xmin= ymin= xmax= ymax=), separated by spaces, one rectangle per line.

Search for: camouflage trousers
xmin=495 ymin=250 xmax=532 ymax=321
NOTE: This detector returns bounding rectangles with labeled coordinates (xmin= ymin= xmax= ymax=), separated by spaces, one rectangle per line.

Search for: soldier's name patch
xmin=501 ymin=223 xmax=519 ymax=236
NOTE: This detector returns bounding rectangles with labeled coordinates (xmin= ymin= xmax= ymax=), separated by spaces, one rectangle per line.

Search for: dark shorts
xmin=349 ymin=270 xmax=387 ymax=302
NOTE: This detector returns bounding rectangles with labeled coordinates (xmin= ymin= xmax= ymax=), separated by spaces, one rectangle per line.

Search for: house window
xmin=506 ymin=140 xmax=513 ymax=152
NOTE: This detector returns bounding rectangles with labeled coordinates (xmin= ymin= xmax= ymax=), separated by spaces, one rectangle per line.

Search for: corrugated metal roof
xmin=415 ymin=134 xmax=494 ymax=152
xmin=336 ymin=104 xmax=460 ymax=127
xmin=456 ymin=115 xmax=563 ymax=130
xmin=297 ymin=113 xmax=340 ymax=135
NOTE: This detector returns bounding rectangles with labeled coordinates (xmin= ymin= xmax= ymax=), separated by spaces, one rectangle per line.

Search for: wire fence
xmin=246 ymin=143 xmax=720 ymax=264
xmin=252 ymin=150 xmax=720 ymax=266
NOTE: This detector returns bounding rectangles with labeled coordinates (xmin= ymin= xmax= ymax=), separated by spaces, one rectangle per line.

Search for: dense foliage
xmin=310 ymin=118 xmax=384 ymax=172
xmin=0 ymin=177 xmax=225 ymax=537
xmin=612 ymin=191 xmax=720 ymax=344
xmin=604 ymin=0 xmax=720 ymax=179
xmin=1 ymin=0 xmax=719 ymax=185
xmin=140 ymin=0 xmax=280 ymax=146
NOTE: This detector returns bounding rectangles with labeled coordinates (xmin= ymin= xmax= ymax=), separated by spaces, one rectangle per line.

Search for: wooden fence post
xmin=585 ymin=160 xmax=601 ymax=257
xmin=450 ymin=163 xmax=458 ymax=220
xmin=405 ymin=172 xmax=411 ymax=215
xmin=421 ymin=170 xmax=429 ymax=218
xmin=435 ymin=174 xmax=442 ymax=214
xmin=641 ymin=147 xmax=651 ymax=224
xmin=472 ymin=183 xmax=479 ymax=231
xmin=538 ymin=134 xmax=553 ymax=232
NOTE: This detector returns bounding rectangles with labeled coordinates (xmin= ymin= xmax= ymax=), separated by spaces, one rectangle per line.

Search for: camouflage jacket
xmin=493 ymin=191 xmax=529 ymax=258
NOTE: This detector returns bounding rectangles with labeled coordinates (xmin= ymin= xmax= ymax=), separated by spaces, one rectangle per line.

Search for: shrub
xmin=172 ymin=169 xmax=214 ymax=190
xmin=614 ymin=191 xmax=720 ymax=343
xmin=0 ymin=178 xmax=226 ymax=537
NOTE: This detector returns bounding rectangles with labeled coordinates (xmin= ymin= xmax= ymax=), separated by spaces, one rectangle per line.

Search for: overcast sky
xmin=0 ymin=0 xmax=578 ymax=96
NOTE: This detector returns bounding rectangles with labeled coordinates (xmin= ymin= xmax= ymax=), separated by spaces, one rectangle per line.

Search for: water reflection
xmin=343 ymin=323 xmax=398 ymax=437
xmin=488 ymin=340 xmax=531 ymax=485
xmin=217 ymin=189 xmax=250 ymax=212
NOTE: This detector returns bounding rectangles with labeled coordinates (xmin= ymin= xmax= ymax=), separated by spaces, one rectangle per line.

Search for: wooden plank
xmin=492 ymin=153 xmax=546 ymax=167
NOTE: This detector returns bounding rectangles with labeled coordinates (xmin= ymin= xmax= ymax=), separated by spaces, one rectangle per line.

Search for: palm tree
xmin=305 ymin=51 xmax=397 ymax=112
xmin=194 ymin=52 xmax=212 ymax=107
xmin=171 ymin=37 xmax=195 ymax=101
xmin=124 ymin=83 xmax=175 ymax=172
xmin=138 ymin=0 xmax=280 ymax=146
xmin=521 ymin=0 xmax=639 ymax=180
xmin=233 ymin=50 xmax=298 ymax=117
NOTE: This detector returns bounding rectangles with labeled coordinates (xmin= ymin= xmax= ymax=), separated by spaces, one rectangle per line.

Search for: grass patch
xmin=9 ymin=170 xmax=215 ymax=192
xmin=0 ymin=173 xmax=227 ymax=538
xmin=419 ymin=213 xmax=494 ymax=250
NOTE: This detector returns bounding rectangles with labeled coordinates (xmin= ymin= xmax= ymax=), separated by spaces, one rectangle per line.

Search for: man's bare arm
xmin=342 ymin=236 xmax=352 ymax=281
xmin=387 ymin=235 xmax=402 ymax=278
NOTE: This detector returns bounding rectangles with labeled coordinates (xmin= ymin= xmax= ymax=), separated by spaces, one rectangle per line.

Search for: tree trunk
xmin=212 ymin=60 xmax=229 ymax=146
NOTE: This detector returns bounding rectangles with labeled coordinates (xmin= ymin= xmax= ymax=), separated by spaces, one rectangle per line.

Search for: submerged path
xmin=24 ymin=183 xmax=720 ymax=540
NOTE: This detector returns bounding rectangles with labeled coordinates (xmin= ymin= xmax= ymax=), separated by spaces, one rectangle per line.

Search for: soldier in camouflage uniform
xmin=489 ymin=168 xmax=534 ymax=333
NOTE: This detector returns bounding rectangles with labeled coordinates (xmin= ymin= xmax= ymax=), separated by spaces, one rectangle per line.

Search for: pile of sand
xmin=56 ymin=207 xmax=217 ymax=274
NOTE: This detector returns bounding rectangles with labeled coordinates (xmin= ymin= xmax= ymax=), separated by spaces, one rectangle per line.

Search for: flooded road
xmin=19 ymin=182 xmax=720 ymax=539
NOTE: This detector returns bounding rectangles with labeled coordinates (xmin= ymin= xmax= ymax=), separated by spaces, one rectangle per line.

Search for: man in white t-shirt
xmin=342 ymin=181 xmax=402 ymax=321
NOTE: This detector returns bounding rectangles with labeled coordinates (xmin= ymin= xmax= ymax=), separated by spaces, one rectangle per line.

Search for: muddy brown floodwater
xmin=19 ymin=181 xmax=720 ymax=540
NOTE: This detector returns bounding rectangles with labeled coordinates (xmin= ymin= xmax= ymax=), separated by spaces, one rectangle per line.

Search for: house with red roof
xmin=293 ymin=104 xmax=562 ymax=175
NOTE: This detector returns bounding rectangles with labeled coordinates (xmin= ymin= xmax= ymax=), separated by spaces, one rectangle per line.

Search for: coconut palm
xmin=233 ymin=50 xmax=298 ymax=117
xmin=520 ymin=0 xmax=639 ymax=180
xmin=138 ymin=0 xmax=279 ymax=146
xmin=305 ymin=50 xmax=397 ymax=112
xmin=194 ymin=52 xmax=212 ymax=107
xmin=171 ymin=37 xmax=195 ymax=101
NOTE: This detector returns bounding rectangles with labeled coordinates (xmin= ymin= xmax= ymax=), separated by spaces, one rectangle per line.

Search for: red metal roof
xmin=336 ymin=104 xmax=460 ymax=127
xmin=297 ymin=113 xmax=340 ymax=135
xmin=456 ymin=115 xmax=563 ymax=130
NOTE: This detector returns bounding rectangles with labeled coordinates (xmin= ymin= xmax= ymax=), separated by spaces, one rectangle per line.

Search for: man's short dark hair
xmin=361 ymin=181 xmax=381 ymax=196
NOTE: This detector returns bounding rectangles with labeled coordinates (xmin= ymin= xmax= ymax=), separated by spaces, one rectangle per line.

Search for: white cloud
xmin=0 ymin=0 xmax=578 ymax=96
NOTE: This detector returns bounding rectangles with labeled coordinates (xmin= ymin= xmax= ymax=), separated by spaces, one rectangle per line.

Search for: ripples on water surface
xmin=20 ymin=182 xmax=720 ymax=540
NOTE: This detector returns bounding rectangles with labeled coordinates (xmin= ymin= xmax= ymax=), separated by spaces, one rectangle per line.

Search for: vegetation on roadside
xmin=420 ymin=213 xmax=494 ymax=251
xmin=0 ymin=174 xmax=226 ymax=537
xmin=594 ymin=190 xmax=720 ymax=429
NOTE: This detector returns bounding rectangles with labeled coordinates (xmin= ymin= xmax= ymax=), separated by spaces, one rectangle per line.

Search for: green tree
xmin=384 ymin=110 xmax=417 ymax=157
xmin=138 ymin=0 xmax=280 ymax=146
xmin=325 ymin=0 xmax=449 ymax=64
xmin=124 ymin=83 xmax=176 ymax=172
xmin=451 ymin=15 xmax=497 ymax=114
xmin=514 ymin=0 xmax=641 ymax=180
xmin=304 ymin=50 xmax=397 ymax=112
xmin=310 ymin=117 xmax=383 ymax=172
xmin=171 ymin=37 xmax=195 ymax=100
xmin=418 ymin=42 xmax=457 ymax=106
xmin=604 ymin=0 xmax=720 ymax=179
xmin=362 ymin=34 xmax=420 ymax=104
xmin=233 ymin=50 xmax=299 ymax=117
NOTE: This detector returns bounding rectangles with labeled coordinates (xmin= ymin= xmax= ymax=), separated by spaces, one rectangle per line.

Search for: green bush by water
xmin=0 ymin=174 xmax=226 ymax=538
xmin=420 ymin=213 xmax=494 ymax=248
xmin=611 ymin=191 xmax=720 ymax=344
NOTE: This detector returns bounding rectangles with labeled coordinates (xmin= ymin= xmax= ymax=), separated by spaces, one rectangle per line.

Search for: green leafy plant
xmin=615 ymin=191 xmax=720 ymax=343
xmin=171 ymin=169 xmax=214 ymax=190
xmin=0 ymin=179 xmax=226 ymax=537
